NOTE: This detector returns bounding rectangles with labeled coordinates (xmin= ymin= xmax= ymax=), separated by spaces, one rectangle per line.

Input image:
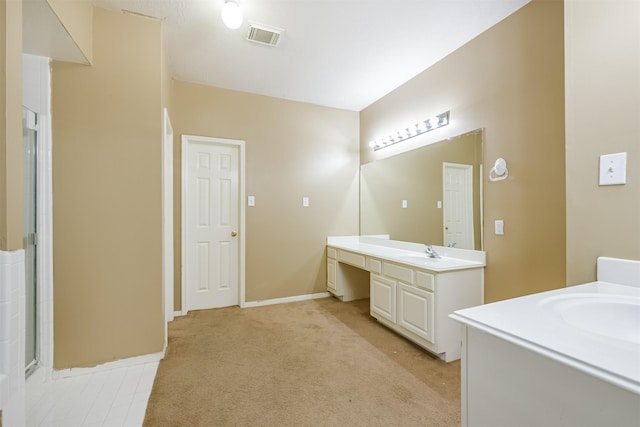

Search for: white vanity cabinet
xmin=396 ymin=281 xmax=434 ymax=343
xmin=327 ymin=258 xmax=337 ymax=294
xmin=326 ymin=236 xmax=485 ymax=362
xmin=370 ymin=261 xmax=482 ymax=362
xmin=326 ymin=247 xmax=370 ymax=302
xmin=372 ymin=275 xmax=435 ymax=344
xmin=451 ymin=257 xmax=640 ymax=426
xmin=370 ymin=274 xmax=396 ymax=323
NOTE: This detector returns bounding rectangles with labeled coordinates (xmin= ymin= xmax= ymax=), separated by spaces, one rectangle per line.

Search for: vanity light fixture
xmin=368 ymin=111 xmax=450 ymax=151
xmin=221 ymin=0 xmax=243 ymax=29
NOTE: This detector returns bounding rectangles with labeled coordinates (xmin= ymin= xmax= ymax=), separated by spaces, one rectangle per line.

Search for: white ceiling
xmin=92 ymin=0 xmax=530 ymax=111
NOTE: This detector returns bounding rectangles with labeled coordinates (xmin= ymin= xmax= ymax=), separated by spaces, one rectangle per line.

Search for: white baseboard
xmin=51 ymin=350 xmax=165 ymax=380
xmin=174 ymin=310 xmax=183 ymax=317
xmin=243 ymin=292 xmax=330 ymax=308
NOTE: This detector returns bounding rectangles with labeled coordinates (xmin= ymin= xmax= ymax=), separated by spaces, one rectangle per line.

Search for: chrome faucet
xmin=424 ymin=245 xmax=441 ymax=258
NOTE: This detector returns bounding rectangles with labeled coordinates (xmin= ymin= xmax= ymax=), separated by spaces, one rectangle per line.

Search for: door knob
xmin=231 ymin=231 xmax=238 ymax=237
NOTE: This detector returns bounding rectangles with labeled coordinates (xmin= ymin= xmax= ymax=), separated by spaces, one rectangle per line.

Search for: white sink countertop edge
xmin=450 ymin=281 xmax=640 ymax=394
xmin=327 ymin=235 xmax=486 ymax=272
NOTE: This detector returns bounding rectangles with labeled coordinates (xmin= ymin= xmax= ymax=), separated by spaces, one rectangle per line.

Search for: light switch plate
xmin=402 ymin=200 xmax=408 ymax=209
xmin=495 ymin=220 xmax=504 ymax=235
xmin=599 ymin=152 xmax=627 ymax=186
xmin=248 ymin=196 xmax=255 ymax=206
xmin=302 ymin=196 xmax=309 ymax=207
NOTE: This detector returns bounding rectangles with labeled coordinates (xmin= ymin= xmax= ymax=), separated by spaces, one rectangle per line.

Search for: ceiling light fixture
xmin=221 ymin=0 xmax=243 ymax=30
xmin=368 ymin=111 xmax=450 ymax=151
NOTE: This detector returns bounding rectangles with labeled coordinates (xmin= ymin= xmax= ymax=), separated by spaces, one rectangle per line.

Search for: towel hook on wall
xmin=489 ymin=158 xmax=509 ymax=182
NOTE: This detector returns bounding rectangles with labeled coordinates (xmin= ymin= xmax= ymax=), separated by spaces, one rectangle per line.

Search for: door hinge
xmin=28 ymin=232 xmax=38 ymax=246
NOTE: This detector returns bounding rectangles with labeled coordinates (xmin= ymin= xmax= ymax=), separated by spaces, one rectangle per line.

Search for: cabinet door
xmin=327 ymin=258 xmax=338 ymax=293
xmin=397 ymin=282 xmax=435 ymax=343
xmin=370 ymin=274 xmax=396 ymax=323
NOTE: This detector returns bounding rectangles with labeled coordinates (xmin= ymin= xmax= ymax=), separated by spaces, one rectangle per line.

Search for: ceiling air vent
xmin=246 ymin=22 xmax=283 ymax=47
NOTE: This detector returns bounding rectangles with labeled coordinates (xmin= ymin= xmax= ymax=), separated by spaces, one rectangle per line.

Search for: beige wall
xmin=45 ymin=0 xmax=93 ymax=64
xmin=565 ymin=0 xmax=640 ymax=284
xmin=0 ymin=0 xmax=23 ymax=252
xmin=51 ymin=8 xmax=164 ymax=368
xmin=171 ymin=80 xmax=360 ymax=305
xmin=361 ymin=0 xmax=566 ymax=303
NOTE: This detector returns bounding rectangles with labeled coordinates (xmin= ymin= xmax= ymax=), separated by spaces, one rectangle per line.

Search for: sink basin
xmin=396 ymin=254 xmax=441 ymax=264
xmin=540 ymin=294 xmax=640 ymax=344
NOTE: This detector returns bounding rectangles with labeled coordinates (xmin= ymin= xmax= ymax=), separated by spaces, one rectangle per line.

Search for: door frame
xmin=23 ymin=106 xmax=38 ymax=374
xmin=181 ymin=135 xmax=246 ymax=314
xmin=162 ymin=109 xmax=174 ymax=349
xmin=23 ymin=54 xmax=54 ymax=375
xmin=442 ymin=162 xmax=475 ymax=249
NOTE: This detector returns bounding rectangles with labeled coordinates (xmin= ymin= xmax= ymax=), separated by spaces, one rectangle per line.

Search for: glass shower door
xmin=23 ymin=107 xmax=38 ymax=374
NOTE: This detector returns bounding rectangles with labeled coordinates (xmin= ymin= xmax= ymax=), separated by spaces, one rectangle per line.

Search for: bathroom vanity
xmin=327 ymin=236 xmax=485 ymax=362
xmin=451 ymin=257 xmax=640 ymax=426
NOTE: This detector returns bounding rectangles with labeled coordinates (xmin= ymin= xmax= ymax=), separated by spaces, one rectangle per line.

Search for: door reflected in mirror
xmin=360 ymin=129 xmax=483 ymax=250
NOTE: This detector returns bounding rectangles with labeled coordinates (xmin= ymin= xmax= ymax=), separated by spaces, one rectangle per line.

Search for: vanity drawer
xmin=415 ymin=270 xmax=435 ymax=292
xmin=383 ymin=262 xmax=414 ymax=284
xmin=327 ymin=247 xmax=338 ymax=260
xmin=338 ymin=250 xmax=366 ymax=268
xmin=366 ymin=257 xmax=382 ymax=274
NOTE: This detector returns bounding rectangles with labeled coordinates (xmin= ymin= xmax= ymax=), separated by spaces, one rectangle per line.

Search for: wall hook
xmin=489 ymin=158 xmax=508 ymax=182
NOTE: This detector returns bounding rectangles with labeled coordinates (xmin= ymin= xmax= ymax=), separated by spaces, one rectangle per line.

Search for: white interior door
xmin=443 ymin=163 xmax=474 ymax=249
xmin=183 ymin=135 xmax=242 ymax=311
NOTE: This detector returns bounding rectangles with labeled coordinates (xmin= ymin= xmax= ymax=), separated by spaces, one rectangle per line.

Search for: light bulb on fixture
xmin=370 ymin=110 xmax=450 ymax=151
xmin=221 ymin=0 xmax=243 ymax=29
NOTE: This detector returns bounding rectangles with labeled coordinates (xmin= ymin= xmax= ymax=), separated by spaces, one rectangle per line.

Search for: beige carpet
xmin=144 ymin=297 xmax=461 ymax=426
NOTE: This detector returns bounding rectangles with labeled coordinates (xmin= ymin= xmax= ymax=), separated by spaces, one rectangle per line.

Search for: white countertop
xmin=327 ymin=235 xmax=485 ymax=273
xmin=451 ymin=280 xmax=640 ymax=394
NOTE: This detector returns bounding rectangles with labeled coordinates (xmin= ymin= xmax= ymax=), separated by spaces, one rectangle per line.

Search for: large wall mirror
xmin=360 ymin=129 xmax=483 ymax=250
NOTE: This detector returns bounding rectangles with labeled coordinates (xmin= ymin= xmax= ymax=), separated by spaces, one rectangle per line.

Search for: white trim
xmin=162 ymin=108 xmax=174 ymax=349
xmin=0 ymin=250 xmax=26 ymax=426
xmin=51 ymin=351 xmax=165 ymax=380
xmin=181 ymin=138 xmax=187 ymax=316
xmin=36 ymin=112 xmax=54 ymax=371
xmin=243 ymin=292 xmax=331 ymax=308
xmin=181 ymin=135 xmax=246 ymax=314
xmin=173 ymin=310 xmax=183 ymax=317
xmin=479 ymin=163 xmax=484 ymax=251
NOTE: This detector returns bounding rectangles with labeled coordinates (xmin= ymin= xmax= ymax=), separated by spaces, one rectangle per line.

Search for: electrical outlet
xmin=303 ymin=197 xmax=309 ymax=207
xmin=248 ymin=196 xmax=255 ymax=206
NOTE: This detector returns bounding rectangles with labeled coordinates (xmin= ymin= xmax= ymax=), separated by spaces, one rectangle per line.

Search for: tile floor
xmin=26 ymin=362 xmax=158 ymax=427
